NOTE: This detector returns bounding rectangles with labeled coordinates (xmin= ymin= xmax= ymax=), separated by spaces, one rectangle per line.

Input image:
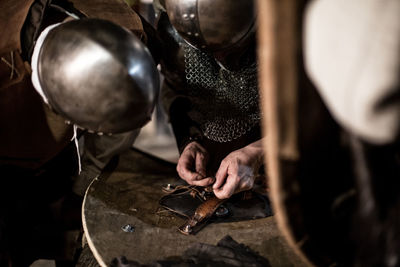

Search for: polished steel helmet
xmin=164 ymin=0 xmax=256 ymax=70
xmin=37 ymin=18 xmax=159 ymax=134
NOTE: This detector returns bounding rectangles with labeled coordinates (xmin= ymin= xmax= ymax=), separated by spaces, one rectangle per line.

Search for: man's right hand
xmin=176 ymin=142 xmax=215 ymax=186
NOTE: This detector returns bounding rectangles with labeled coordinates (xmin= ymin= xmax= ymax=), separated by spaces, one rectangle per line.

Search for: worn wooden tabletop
xmin=82 ymin=148 xmax=306 ymax=266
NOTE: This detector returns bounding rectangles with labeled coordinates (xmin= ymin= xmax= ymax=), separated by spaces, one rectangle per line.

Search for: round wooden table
xmin=82 ymin=148 xmax=306 ymax=266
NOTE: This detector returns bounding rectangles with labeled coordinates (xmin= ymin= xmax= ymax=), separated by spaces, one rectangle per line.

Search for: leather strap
xmin=179 ymin=196 xmax=226 ymax=235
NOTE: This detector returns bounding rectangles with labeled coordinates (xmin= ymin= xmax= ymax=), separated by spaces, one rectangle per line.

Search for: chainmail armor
xmin=184 ymin=44 xmax=261 ymax=143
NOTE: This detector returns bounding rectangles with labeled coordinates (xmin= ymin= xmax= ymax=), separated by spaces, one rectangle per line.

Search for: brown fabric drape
xmin=0 ymin=0 xmax=35 ymax=54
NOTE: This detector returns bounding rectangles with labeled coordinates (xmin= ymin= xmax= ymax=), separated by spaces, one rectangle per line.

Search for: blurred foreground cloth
xmin=304 ymin=0 xmax=400 ymax=145
xmin=110 ymin=235 xmax=270 ymax=267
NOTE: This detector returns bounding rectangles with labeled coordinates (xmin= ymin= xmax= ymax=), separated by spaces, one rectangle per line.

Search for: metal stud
xmin=121 ymin=224 xmax=135 ymax=233
xmin=183 ymin=224 xmax=192 ymax=233
xmin=215 ymin=205 xmax=229 ymax=217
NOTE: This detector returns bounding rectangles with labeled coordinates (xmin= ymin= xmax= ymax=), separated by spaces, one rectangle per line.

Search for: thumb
xmin=213 ymin=160 xmax=228 ymax=189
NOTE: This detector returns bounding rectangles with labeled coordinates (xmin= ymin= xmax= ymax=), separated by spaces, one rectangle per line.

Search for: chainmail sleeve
xmin=183 ymin=43 xmax=261 ymax=143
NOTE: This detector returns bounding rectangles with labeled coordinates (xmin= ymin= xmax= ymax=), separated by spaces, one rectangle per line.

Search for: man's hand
xmin=177 ymin=142 xmax=214 ymax=186
xmin=213 ymin=139 xmax=264 ymax=199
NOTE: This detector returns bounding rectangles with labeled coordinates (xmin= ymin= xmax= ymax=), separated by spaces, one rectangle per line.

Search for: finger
xmin=177 ymin=150 xmax=195 ymax=172
xmin=189 ymin=177 xmax=215 ymax=187
xmin=195 ymin=153 xmax=207 ymax=177
xmin=177 ymin=156 xmax=198 ymax=182
xmin=214 ymin=175 xmax=238 ymax=199
xmin=179 ymin=152 xmax=194 ymax=170
xmin=213 ymin=160 xmax=229 ymax=189
xmin=178 ymin=167 xmax=203 ymax=184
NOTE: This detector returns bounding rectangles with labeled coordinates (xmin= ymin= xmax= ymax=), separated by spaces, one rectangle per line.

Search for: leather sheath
xmin=159 ymin=185 xmax=272 ymax=235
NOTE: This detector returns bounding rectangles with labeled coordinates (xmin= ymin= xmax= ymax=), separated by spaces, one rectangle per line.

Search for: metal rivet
xmin=183 ymin=225 xmax=192 ymax=233
xmin=182 ymin=13 xmax=188 ymax=19
xmin=122 ymin=224 xmax=135 ymax=233
xmin=187 ymin=32 xmax=192 ymax=35
xmin=194 ymin=33 xmax=199 ymax=37
xmin=189 ymin=13 xmax=195 ymax=19
xmin=215 ymin=205 xmax=229 ymax=217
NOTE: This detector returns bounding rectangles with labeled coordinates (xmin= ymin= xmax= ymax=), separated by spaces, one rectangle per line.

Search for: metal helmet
xmin=164 ymin=0 xmax=256 ymax=70
xmin=37 ymin=18 xmax=159 ymax=134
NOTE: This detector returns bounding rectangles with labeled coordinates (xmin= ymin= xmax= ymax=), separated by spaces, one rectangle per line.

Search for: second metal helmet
xmin=164 ymin=0 xmax=256 ymax=69
xmin=37 ymin=18 xmax=159 ymax=134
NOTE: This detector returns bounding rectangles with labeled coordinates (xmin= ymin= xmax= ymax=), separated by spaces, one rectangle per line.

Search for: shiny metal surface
xmin=38 ymin=19 xmax=159 ymax=133
xmin=165 ymin=0 xmax=255 ymax=52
